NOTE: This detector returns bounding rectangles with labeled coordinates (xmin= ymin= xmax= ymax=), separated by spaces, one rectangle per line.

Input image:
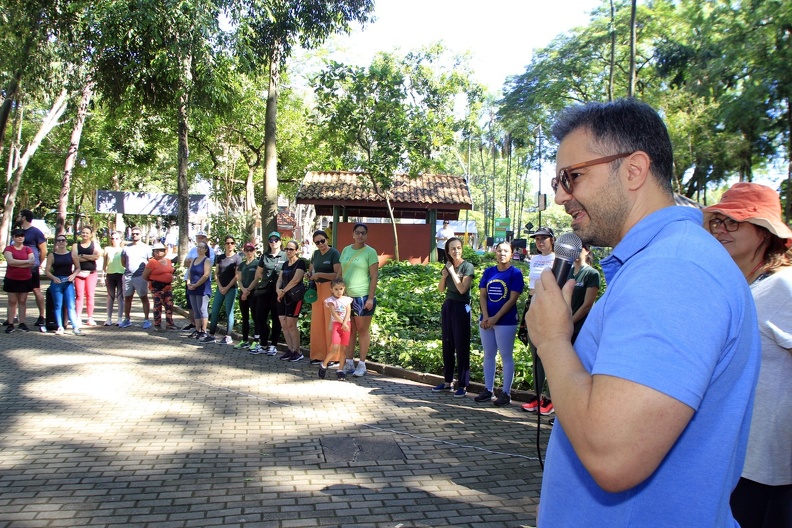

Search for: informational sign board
xmin=494 ymin=217 xmax=510 ymax=244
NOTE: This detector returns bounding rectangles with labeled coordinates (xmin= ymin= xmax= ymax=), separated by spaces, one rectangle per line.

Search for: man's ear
xmin=623 ymin=151 xmax=652 ymax=191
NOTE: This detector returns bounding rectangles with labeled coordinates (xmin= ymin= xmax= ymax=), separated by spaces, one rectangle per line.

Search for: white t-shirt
xmin=528 ymin=253 xmax=555 ymax=290
xmin=742 ymin=266 xmax=792 ymax=485
xmin=436 ymin=226 xmax=455 ymax=250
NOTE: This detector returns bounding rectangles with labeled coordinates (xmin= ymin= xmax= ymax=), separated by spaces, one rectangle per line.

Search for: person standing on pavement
xmin=520 ymin=227 xmax=556 ymax=415
xmin=72 ymin=226 xmax=101 ymax=326
xmin=43 ymin=234 xmax=83 ymax=335
xmin=248 ymin=231 xmax=286 ymax=355
xmin=203 ymin=236 xmax=241 ymax=345
xmin=339 ymin=223 xmax=379 ymax=378
xmin=103 ymin=231 xmax=125 ymax=326
xmin=180 ymin=231 xmax=215 ymax=332
xmin=235 ymin=242 xmax=260 ymax=351
xmin=13 ymin=209 xmax=47 ymax=328
xmin=703 ymin=183 xmax=792 ymax=528
xmin=119 ymin=228 xmax=151 ymax=329
xmin=186 ymin=242 xmax=212 ymax=339
xmin=142 ymin=243 xmax=176 ymax=331
xmin=306 ymin=230 xmax=341 ymax=365
xmin=435 ymin=220 xmax=455 ymax=262
xmin=3 ymin=229 xmax=34 ymax=333
xmin=475 ymin=241 xmax=524 ymax=406
xmin=275 ymin=240 xmax=306 ymax=361
xmin=526 ymin=98 xmax=760 ymax=526
xmin=432 ymin=237 xmax=475 ymax=397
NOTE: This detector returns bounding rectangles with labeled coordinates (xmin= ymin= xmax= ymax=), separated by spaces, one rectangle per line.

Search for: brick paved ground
xmin=0 ymin=283 xmax=551 ymax=527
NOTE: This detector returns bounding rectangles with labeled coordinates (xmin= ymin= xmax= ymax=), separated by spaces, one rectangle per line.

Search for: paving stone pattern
xmin=0 ymin=285 xmax=550 ymax=527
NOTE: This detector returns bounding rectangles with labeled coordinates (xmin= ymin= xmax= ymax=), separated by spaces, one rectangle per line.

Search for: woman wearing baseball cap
xmin=704 ymin=182 xmax=792 ymax=528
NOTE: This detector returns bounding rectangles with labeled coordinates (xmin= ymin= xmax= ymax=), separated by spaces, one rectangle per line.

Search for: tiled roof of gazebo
xmin=296 ymin=171 xmax=472 ymax=220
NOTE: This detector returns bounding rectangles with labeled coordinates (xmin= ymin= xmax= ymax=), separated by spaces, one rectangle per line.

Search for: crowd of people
xmin=2 ymin=99 xmax=789 ymax=526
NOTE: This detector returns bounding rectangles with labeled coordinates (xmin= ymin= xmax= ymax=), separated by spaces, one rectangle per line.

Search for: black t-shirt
xmin=279 ymin=259 xmax=306 ymax=289
xmin=215 ymin=253 xmax=242 ymax=287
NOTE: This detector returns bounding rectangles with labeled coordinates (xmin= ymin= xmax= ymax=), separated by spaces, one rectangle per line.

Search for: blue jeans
xmin=208 ymin=286 xmax=237 ymax=335
xmin=50 ymin=278 xmax=80 ymax=330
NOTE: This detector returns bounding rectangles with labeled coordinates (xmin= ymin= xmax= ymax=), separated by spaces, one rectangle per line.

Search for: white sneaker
xmin=265 ymin=345 xmax=278 ymax=356
xmin=343 ymin=361 xmax=356 ymax=375
xmin=353 ymin=362 xmax=367 ymax=377
xmin=215 ymin=335 xmax=232 ymax=345
xmin=55 ymin=327 xmax=65 ymax=335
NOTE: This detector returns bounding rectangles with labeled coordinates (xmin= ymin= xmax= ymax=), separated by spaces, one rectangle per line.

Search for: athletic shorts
xmin=350 ymin=295 xmax=376 ymax=317
xmin=124 ymin=275 xmax=148 ymax=297
xmin=3 ymin=277 xmax=33 ymax=293
xmin=31 ymin=268 xmax=41 ymax=290
xmin=330 ymin=321 xmax=351 ymax=346
xmin=277 ymin=297 xmax=302 ymax=318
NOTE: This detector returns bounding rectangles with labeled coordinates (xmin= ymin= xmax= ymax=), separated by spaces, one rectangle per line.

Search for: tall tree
xmin=228 ymin=0 xmax=375 ymax=236
xmin=313 ymin=47 xmax=480 ymax=260
xmin=90 ymin=0 xmax=233 ymax=261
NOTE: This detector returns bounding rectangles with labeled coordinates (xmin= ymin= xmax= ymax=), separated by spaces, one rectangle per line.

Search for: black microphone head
xmin=554 ymin=232 xmax=583 ymax=262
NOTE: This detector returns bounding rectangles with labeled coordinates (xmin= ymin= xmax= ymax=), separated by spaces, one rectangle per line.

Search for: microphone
xmin=551 ymin=233 xmax=583 ymax=288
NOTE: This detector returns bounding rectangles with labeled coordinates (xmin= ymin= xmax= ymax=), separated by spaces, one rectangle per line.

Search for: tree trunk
xmin=176 ymin=52 xmax=193 ymax=264
xmin=0 ymin=88 xmax=69 ymax=245
xmin=628 ymin=0 xmax=637 ymax=97
xmin=609 ymin=0 xmax=616 ymax=101
xmin=385 ymin=194 xmax=399 ymax=262
xmin=786 ymin=97 xmax=792 ymax=222
xmin=57 ymin=80 xmax=93 ymax=236
xmin=261 ymin=44 xmax=282 ymax=237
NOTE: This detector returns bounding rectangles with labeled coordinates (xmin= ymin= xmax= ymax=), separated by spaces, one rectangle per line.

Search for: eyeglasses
xmin=268 ymin=238 xmax=280 ymax=243
xmin=131 ymin=232 xmax=141 ymax=236
xmin=314 ymin=239 xmax=326 ymax=245
xmin=225 ymin=241 xmax=235 ymax=245
xmin=13 ymin=234 xmax=25 ymax=238
xmin=285 ymin=248 xmax=297 ymax=252
xmin=709 ymin=217 xmax=741 ymax=233
xmin=110 ymin=237 xmax=120 ymax=240
xmin=56 ymin=238 xmax=67 ymax=242
xmin=353 ymin=231 xmax=367 ymax=236
xmin=552 ymin=152 xmax=634 ymax=194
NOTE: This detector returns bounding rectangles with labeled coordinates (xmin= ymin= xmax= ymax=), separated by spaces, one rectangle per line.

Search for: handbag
xmin=76 ymin=269 xmax=93 ymax=278
xmin=285 ymin=281 xmax=307 ymax=303
xmin=303 ymin=281 xmax=318 ymax=304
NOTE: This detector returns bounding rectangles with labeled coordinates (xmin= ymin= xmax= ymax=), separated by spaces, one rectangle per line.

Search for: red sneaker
xmin=521 ymin=395 xmax=539 ymax=413
xmin=539 ymin=398 xmax=554 ymax=415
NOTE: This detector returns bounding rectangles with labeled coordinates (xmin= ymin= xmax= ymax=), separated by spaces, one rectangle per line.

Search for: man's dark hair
xmin=551 ymin=98 xmax=674 ymax=193
xmin=19 ymin=209 xmax=33 ymax=223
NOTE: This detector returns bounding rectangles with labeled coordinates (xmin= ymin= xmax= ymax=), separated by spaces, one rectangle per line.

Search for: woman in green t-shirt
xmin=338 ymin=223 xmax=379 ymax=378
xmin=432 ymin=237 xmax=475 ymax=397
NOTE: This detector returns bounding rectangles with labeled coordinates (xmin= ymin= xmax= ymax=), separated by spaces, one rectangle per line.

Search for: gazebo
xmin=296 ymin=171 xmax=473 ymax=264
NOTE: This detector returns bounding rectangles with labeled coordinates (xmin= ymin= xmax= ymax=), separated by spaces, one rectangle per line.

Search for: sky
xmin=313 ymin=0 xmax=604 ymax=94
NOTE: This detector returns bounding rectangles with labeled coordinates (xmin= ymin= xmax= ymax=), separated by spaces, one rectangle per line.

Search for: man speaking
xmin=526 ymin=99 xmax=760 ymax=526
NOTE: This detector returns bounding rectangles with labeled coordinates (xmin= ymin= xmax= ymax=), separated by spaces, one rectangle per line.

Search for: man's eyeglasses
xmin=353 ymin=231 xmax=367 ymax=236
xmin=552 ymin=152 xmax=634 ymax=194
xmin=314 ymin=239 xmax=326 ymax=245
xmin=131 ymin=232 xmax=141 ymax=236
xmin=708 ymin=217 xmax=741 ymax=233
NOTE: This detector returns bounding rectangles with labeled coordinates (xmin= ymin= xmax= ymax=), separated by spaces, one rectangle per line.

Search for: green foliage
xmin=462 ymin=245 xmax=480 ymax=267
